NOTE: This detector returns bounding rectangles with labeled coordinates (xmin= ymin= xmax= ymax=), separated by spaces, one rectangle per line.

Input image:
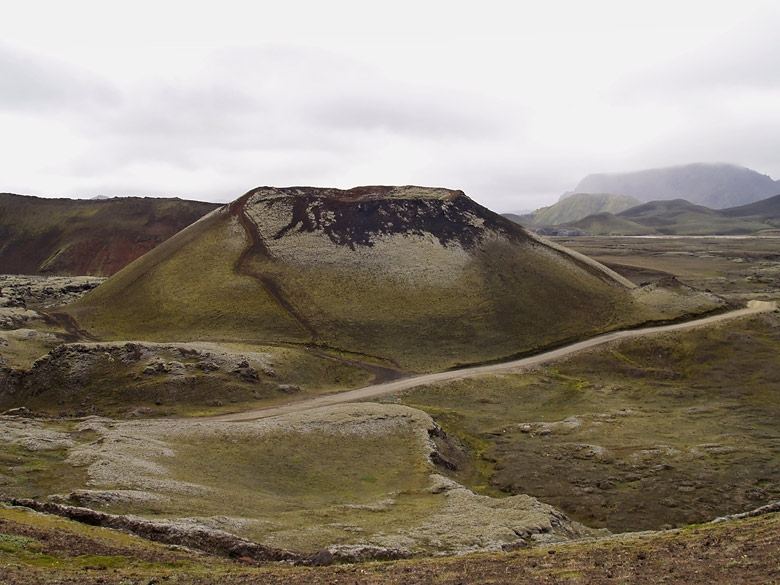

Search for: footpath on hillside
xmin=209 ymin=300 xmax=778 ymax=422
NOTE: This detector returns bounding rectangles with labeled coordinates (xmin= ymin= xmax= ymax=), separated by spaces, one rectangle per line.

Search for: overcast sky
xmin=1 ymin=0 xmax=779 ymax=211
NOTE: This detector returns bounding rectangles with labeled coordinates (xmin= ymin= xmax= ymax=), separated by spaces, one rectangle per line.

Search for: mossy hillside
xmin=1 ymin=404 xmax=585 ymax=555
xmin=385 ymin=313 xmax=780 ymax=532
xmin=567 ymin=212 xmax=658 ymax=236
xmin=1 ymin=502 xmax=778 ymax=584
xmin=63 ymin=186 xmax=706 ymax=373
xmin=68 ymin=209 xmax=309 ymax=343
xmin=1 ymin=195 xmax=204 ymax=236
xmin=156 ymin=428 xmax=438 ymax=550
xmin=250 ymin=235 xmax=635 ymax=371
xmin=0 ymin=193 xmax=219 ymax=276
xmin=0 ymin=406 xmax=441 ymax=552
xmin=529 ymin=193 xmax=642 ymax=226
xmin=58 ymin=405 xmax=444 ymax=552
xmin=565 ymin=203 xmax=773 ymax=236
xmin=0 ymin=504 xmax=223 ymax=576
xmin=618 ymin=199 xmax=772 ymax=235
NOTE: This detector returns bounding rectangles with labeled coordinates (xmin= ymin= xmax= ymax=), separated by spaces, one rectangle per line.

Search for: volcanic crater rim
xmin=240 ymin=185 xmax=524 ymax=250
xmin=246 ymin=185 xmax=466 ymax=203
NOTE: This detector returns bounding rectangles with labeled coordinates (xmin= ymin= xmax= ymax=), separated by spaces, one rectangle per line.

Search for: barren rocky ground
xmin=0 ymin=277 xmax=378 ymax=417
xmin=386 ymin=310 xmax=780 ymax=533
xmin=0 ymin=234 xmax=778 ymax=583
xmin=0 ymin=275 xmax=105 ymax=309
xmin=559 ymin=236 xmax=780 ymax=303
xmin=0 ymin=403 xmax=594 ymax=556
xmin=0 ymin=276 xmax=105 ymax=376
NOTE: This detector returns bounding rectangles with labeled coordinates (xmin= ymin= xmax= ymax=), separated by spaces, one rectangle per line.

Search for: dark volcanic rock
xmin=246 ymin=186 xmax=529 ymax=251
xmin=4 ymin=498 xmax=421 ymax=565
xmin=6 ymin=498 xmax=301 ymax=563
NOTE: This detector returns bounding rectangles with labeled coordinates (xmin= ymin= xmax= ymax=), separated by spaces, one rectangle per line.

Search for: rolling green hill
xmin=525 ymin=192 xmax=641 ymax=226
xmin=616 ymin=199 xmax=767 ymax=235
xmin=722 ymin=193 xmax=780 ymax=226
xmin=559 ymin=195 xmax=780 ymax=236
xmin=0 ymin=193 xmax=220 ymax=276
xmin=64 ymin=186 xmax=717 ymax=372
xmin=568 ymin=212 xmax=656 ymax=235
xmin=504 ymin=193 xmax=641 ymax=227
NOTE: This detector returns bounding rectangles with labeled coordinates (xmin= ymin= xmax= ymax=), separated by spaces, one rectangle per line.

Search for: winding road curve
xmin=210 ymin=301 xmax=777 ymax=422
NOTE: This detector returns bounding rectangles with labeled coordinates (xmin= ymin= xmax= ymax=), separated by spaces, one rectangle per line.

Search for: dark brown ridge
xmin=3 ymin=497 xmax=411 ymax=566
xmin=229 ymin=191 xmax=318 ymax=340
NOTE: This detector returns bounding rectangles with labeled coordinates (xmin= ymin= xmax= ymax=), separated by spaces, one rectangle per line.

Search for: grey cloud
xmin=68 ymin=46 xmax=508 ymax=176
xmin=6 ymin=22 xmax=780 ymax=213
xmin=309 ymin=92 xmax=504 ymax=139
xmin=0 ymin=43 xmax=118 ymax=111
xmin=1 ymin=42 xmax=514 ymax=204
xmin=110 ymin=85 xmax=263 ymax=137
xmin=678 ymin=22 xmax=780 ymax=91
xmin=614 ymin=16 xmax=780 ymax=100
xmin=637 ymin=117 xmax=780 ymax=177
xmin=432 ymin=161 xmax=579 ymax=211
xmin=92 ymin=85 xmax=275 ymax=158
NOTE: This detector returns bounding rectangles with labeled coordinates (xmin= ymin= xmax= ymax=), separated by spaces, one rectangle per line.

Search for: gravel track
xmin=209 ymin=301 xmax=777 ymax=422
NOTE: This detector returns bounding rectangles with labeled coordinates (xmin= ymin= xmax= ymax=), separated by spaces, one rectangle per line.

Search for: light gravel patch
xmin=2 ymin=403 xmax=597 ymax=555
xmin=64 ymin=404 xmax=436 ymax=499
xmin=367 ymin=474 xmax=594 ymax=555
xmin=0 ymin=308 xmax=45 ymax=330
xmin=0 ymin=417 xmax=75 ymax=451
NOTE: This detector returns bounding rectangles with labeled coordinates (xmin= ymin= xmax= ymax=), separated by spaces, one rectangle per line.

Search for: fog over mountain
xmin=569 ymin=163 xmax=779 ymax=209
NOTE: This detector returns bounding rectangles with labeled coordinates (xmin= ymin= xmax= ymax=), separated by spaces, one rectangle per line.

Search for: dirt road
xmin=210 ymin=301 xmax=777 ymax=422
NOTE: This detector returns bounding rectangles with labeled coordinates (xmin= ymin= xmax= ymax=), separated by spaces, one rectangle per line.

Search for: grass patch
xmin=389 ymin=314 xmax=780 ymax=532
xmin=93 ymin=416 xmax=440 ymax=552
xmin=0 ymin=445 xmax=88 ymax=499
xmin=0 ymin=533 xmax=40 ymax=553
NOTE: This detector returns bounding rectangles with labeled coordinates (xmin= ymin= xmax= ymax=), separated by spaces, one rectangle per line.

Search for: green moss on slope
xmin=387 ymin=313 xmax=780 ymax=531
xmin=65 ymin=187 xmax=717 ymax=372
xmin=68 ymin=209 xmax=309 ymax=343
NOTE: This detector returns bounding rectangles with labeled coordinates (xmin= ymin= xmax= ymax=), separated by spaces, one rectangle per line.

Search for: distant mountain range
xmin=507 ymin=194 xmax=780 ymax=236
xmin=504 ymin=162 xmax=780 ymax=235
xmin=566 ymin=163 xmax=779 ymax=209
